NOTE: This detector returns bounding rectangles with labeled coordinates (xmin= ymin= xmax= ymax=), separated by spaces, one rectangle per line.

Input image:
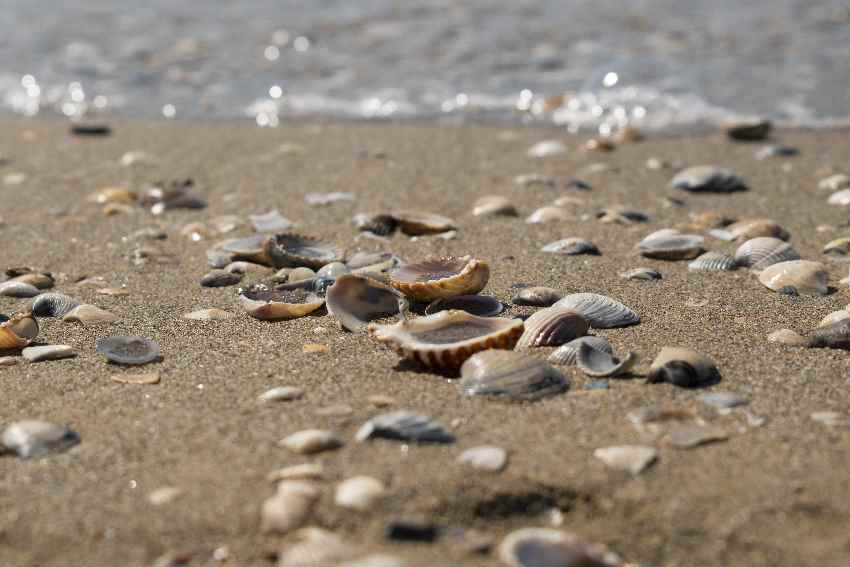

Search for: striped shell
xmin=515 ymin=307 xmax=588 ymax=348
xmin=541 ymin=238 xmax=599 ymax=256
xmin=553 ymin=293 xmax=640 ymax=328
xmin=459 ymin=350 xmax=568 ymax=402
xmin=389 ymin=256 xmax=489 ymax=302
xmin=577 ymin=341 xmax=637 ymax=377
xmin=30 ymin=293 xmax=81 ymax=318
xmin=637 ymin=230 xmax=704 ymax=260
xmin=757 ymin=260 xmax=828 ymax=296
xmin=734 ymin=237 xmax=800 ymax=270
xmin=368 ymin=310 xmax=524 ymax=369
xmin=548 ymin=336 xmax=613 ymax=365
xmin=688 ymin=251 xmax=737 ymax=271
xmin=0 ymin=313 xmax=39 ymax=350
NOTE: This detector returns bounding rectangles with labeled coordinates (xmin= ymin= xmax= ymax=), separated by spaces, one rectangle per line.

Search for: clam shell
xmin=389 ymin=256 xmax=489 ymax=302
xmin=0 ymin=281 xmax=41 ymax=298
xmin=577 ymin=342 xmax=637 ymax=377
xmin=316 ymin=262 xmax=349 ymax=279
xmin=808 ymin=319 xmax=850 ymax=350
xmin=548 ymin=336 xmax=613 ymax=365
xmin=828 ymin=189 xmax=850 ymax=206
xmin=823 ymin=237 xmax=850 ymax=259
xmin=355 ymin=410 xmax=454 ymax=444
xmin=553 ymin=293 xmax=640 ymax=328
xmin=367 ymin=310 xmax=524 ymax=369
xmin=620 ymin=267 xmax=662 ymax=280
xmin=265 ymin=233 xmax=344 ymax=270
xmin=200 ymin=270 xmax=242 ymax=287
xmin=647 ymin=347 xmax=720 ymax=388
xmin=424 ymin=295 xmax=504 ymax=317
xmin=9 ymin=272 xmax=54 ymax=289
xmin=62 ymin=304 xmax=119 ymax=323
xmin=541 ymin=238 xmax=599 ymax=256
xmin=757 ymin=260 xmax=828 ymax=296
xmin=515 ymin=307 xmax=588 ymax=348
xmin=217 ymin=234 xmax=273 ymax=266
xmin=525 ymin=206 xmax=568 ymax=224
xmin=511 ymin=286 xmax=563 ymax=307
xmin=352 ymin=213 xmax=398 ymax=236
xmin=472 ymin=196 xmax=518 ymax=217
xmin=670 ymin=165 xmax=747 ymax=193
xmin=0 ymin=313 xmax=39 ymax=350
xmin=326 ymin=274 xmax=408 ymax=332
xmin=713 ymin=218 xmax=790 ymax=242
xmin=819 ymin=173 xmax=850 ymax=192
xmin=239 ymin=287 xmax=325 ymax=320
xmin=499 ymin=528 xmax=626 ymax=567
xmin=637 ymin=230 xmax=704 ymax=260
xmin=459 ymin=349 xmax=568 ymax=401
xmin=767 ymin=328 xmax=807 ymax=346
xmin=30 ymin=293 xmax=81 ymax=318
xmin=734 ymin=237 xmax=800 ymax=270
xmin=96 ymin=336 xmax=160 ymax=365
xmin=688 ymin=251 xmax=737 ymax=271
xmin=393 ymin=211 xmax=455 ymax=235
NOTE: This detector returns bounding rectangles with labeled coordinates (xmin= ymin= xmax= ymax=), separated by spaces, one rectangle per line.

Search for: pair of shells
xmin=637 ymin=229 xmax=704 ymax=260
xmin=388 ymin=256 xmax=489 ymax=302
xmin=0 ymin=313 xmax=39 ymax=350
xmin=734 ymin=237 xmax=800 ymax=270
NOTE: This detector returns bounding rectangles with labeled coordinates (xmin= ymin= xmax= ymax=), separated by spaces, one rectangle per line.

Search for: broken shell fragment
xmin=767 ymin=328 xmax=807 ymax=346
xmin=512 ymin=286 xmax=563 ymax=307
xmin=0 ymin=313 xmax=39 ymax=350
xmin=541 ymin=238 xmax=599 ymax=256
xmin=670 ymin=165 xmax=747 ymax=193
xmin=239 ymin=287 xmax=325 ymax=321
xmin=757 ymin=260 xmax=828 ymax=296
xmin=548 ymin=336 xmax=613 ymax=365
xmin=525 ymin=206 xmax=569 ymax=224
xmin=515 ymin=307 xmax=588 ymax=348
xmin=265 ymin=233 xmax=344 ymax=270
xmin=647 ymin=347 xmax=720 ymax=388
xmin=734 ymin=237 xmax=800 ymax=270
xmin=424 ymin=295 xmax=503 ymax=317
xmin=554 ymin=293 xmax=639 ymax=328
xmin=688 ymin=251 xmax=737 ymax=272
xmin=576 ymin=342 xmax=637 ymax=377
xmin=355 ymin=410 xmax=454 ymax=444
xmin=807 ymin=319 xmax=850 ymax=350
xmin=62 ymin=304 xmax=119 ymax=323
xmin=472 ymin=196 xmax=518 ymax=217
xmin=620 ymin=267 xmax=662 ymax=280
xmin=460 ymin=349 xmax=568 ymax=401
xmin=823 ymin=237 xmax=850 ymax=259
xmin=637 ymin=230 xmax=704 ymax=260
xmin=30 ymin=293 xmax=81 ymax=318
xmin=326 ymin=274 xmax=408 ymax=332
xmin=712 ymin=218 xmax=790 ymax=242
xmin=389 ymin=256 xmax=489 ymax=302
xmin=368 ymin=310 xmax=523 ymax=369
xmin=96 ymin=336 xmax=160 ymax=365
xmin=393 ymin=211 xmax=455 ymax=236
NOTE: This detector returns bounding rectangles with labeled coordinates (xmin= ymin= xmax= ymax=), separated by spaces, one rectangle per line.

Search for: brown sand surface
xmin=1 ymin=118 xmax=849 ymax=566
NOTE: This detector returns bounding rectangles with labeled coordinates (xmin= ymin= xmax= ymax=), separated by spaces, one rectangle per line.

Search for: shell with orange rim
xmin=388 ymin=256 xmax=490 ymax=302
xmin=0 ymin=313 xmax=39 ymax=350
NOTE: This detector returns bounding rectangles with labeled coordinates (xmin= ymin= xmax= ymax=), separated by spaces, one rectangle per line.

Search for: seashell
xmin=62 ymin=304 xmax=119 ymax=323
xmin=525 ymin=206 xmax=568 ymax=224
xmin=355 ymin=410 xmax=454 ymax=444
xmin=596 ymin=208 xmax=649 ymax=224
xmin=757 ymin=260 xmax=828 ymax=296
xmin=755 ymin=145 xmax=798 ymax=159
xmin=87 ymin=186 xmax=137 ymax=205
xmin=576 ymin=341 xmax=637 ymax=377
xmin=425 ymin=295 xmax=503 ymax=317
xmin=827 ymin=189 xmax=850 ymax=206
xmin=566 ymin=178 xmax=592 ymax=190
xmin=207 ymin=247 xmax=233 ymax=268
xmin=818 ymin=173 xmax=850 ymax=192
xmin=316 ymin=262 xmax=350 ymax=279
xmin=260 ymin=481 xmax=321 ymax=535
xmin=807 ymin=319 xmax=850 ymax=350
xmin=646 ymin=347 xmax=720 ymax=388
xmin=288 ymin=267 xmax=317 ymax=283
xmin=0 ymin=313 xmax=39 ymax=350
xmin=0 ymin=281 xmax=41 ymax=298
xmin=472 ymin=195 xmax=518 ymax=217
xmin=734 ymin=237 xmax=800 ymax=270
xmin=681 ymin=211 xmax=735 ymax=231
xmin=368 ymin=310 xmax=523 ymax=369
xmin=552 ymin=195 xmax=584 ymax=207
xmin=823 ymin=237 xmax=850 ymax=259
xmin=670 ymin=165 xmax=747 ymax=193
xmin=183 ymin=308 xmax=234 ymax=321
xmin=200 ymin=269 xmax=242 ymax=288
xmin=23 ymin=345 xmax=75 ymax=362
xmin=280 ymin=430 xmax=344 ymax=455
xmin=818 ymin=309 xmax=850 ymax=328
xmin=457 ymin=445 xmax=509 ymax=472
xmin=239 ymin=287 xmax=325 ymax=320
xmin=620 ymin=267 xmax=662 ymax=280
xmin=514 ymin=173 xmax=556 ymax=188
xmin=224 ymin=261 xmax=268 ymax=275
xmin=554 ymin=293 xmax=640 ymax=328
xmin=499 ymin=528 xmax=626 ymax=567
xmin=141 ymin=179 xmax=206 ymax=214
xmin=515 ymin=307 xmax=588 ymax=348
xmin=208 ymin=215 xmax=243 ymax=234
xmin=30 ymin=293 xmax=81 ymax=318
xmin=216 ymin=234 xmax=273 ymax=266
xmin=388 ymin=256 xmax=489 ymax=302
xmin=767 ymin=328 xmax=807 ymax=346
xmin=637 ymin=230 xmax=704 ymax=260
xmin=594 ymin=445 xmax=658 ymax=475
xmin=353 ymin=213 xmax=398 ymax=236
xmin=724 ymin=118 xmax=771 ymax=141
xmin=9 ymin=272 xmax=54 ymax=289
xmin=668 ymin=425 xmax=729 ymax=448
xmin=459 ymin=349 xmax=568 ymax=401
xmin=548 ymin=336 xmax=613 ymax=365
xmin=346 ymin=251 xmax=398 ymax=272
xmin=512 ymin=286 xmax=563 ymax=307
xmin=96 ymin=336 xmax=160 ymax=365
xmin=541 ymin=238 xmax=599 ymax=256
xmin=326 ymin=274 xmax=408 ymax=332
xmin=393 ymin=211 xmax=455 ymax=236
xmin=305 ymin=191 xmax=355 ymax=205
xmin=335 ymin=476 xmax=386 ymax=511
xmin=688 ymin=251 xmax=737 ymax=271
xmin=120 ymin=150 xmax=157 ymax=167
xmin=715 ymin=218 xmax=790 ymax=242
xmin=265 ymin=233 xmax=344 ymax=269
xmin=526 ymin=140 xmax=567 ymax=158
xmin=584 ymin=136 xmax=615 ymax=152
xmin=1 ymin=420 xmax=81 ymax=458
xmin=250 ymin=209 xmax=293 ymax=232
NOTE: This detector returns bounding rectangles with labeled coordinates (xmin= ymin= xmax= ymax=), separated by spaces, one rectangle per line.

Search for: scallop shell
xmin=828 ymin=189 xmax=850 ymax=206
xmin=352 ymin=213 xmax=398 ymax=236
xmin=808 ymin=319 xmax=850 ymax=350
xmin=576 ymin=342 xmax=637 ymax=377
xmin=388 ymin=256 xmax=489 ymax=302
xmin=553 ymin=293 xmax=640 ymax=328
xmin=499 ymin=528 xmax=626 ymax=567
xmin=541 ymin=238 xmax=600 ymax=256
xmin=670 ymin=165 xmax=747 ymax=193
xmin=239 ymin=286 xmax=326 ymax=321
xmin=647 ymin=347 xmax=720 ymax=388
xmin=637 ymin=230 xmax=704 ymax=260
xmin=713 ymin=218 xmax=790 ymax=242
xmin=472 ymin=196 xmax=518 ymax=217
xmin=367 ymin=310 xmax=524 ymax=369
xmin=30 ymin=293 xmax=81 ymax=318
xmin=512 ymin=286 xmax=563 ymax=307
xmin=688 ymin=251 xmax=737 ymax=271
xmin=459 ymin=349 xmax=568 ymax=402
xmin=620 ymin=267 xmax=662 ymax=280
xmin=326 ymin=274 xmax=408 ymax=332
xmin=265 ymin=233 xmax=344 ymax=270
xmin=96 ymin=336 xmax=160 ymax=365
xmin=823 ymin=237 xmax=850 ymax=259
xmin=424 ymin=295 xmax=504 ymax=317
xmin=735 ymin=237 xmax=800 ymax=270
xmin=0 ymin=281 xmax=41 ymax=298
xmin=757 ymin=260 xmax=828 ymax=296
xmin=515 ymin=307 xmax=588 ymax=348
xmin=525 ymin=206 xmax=568 ymax=224
xmin=0 ymin=313 xmax=39 ymax=350
xmin=393 ymin=211 xmax=456 ymax=235
xmin=548 ymin=336 xmax=613 ymax=365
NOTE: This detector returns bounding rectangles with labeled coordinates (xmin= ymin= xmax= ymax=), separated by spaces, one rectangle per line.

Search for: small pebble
xmin=457 ymin=446 xmax=508 ymax=472
xmin=259 ymin=386 xmax=305 ymax=403
xmin=260 ymin=481 xmax=320 ymax=534
xmin=668 ymin=425 xmax=729 ymax=449
xmin=280 ymin=430 xmax=344 ymax=454
xmin=594 ymin=445 xmax=658 ymax=475
xmin=335 ymin=476 xmax=387 ymax=511
xmin=182 ymin=308 xmax=234 ymax=320
xmin=699 ymin=392 xmax=748 ymax=409
xmin=148 ymin=486 xmax=183 ymax=506
xmin=110 ymin=372 xmax=161 ymax=385
xmin=22 ymin=345 xmax=75 ymax=363
xmin=267 ymin=463 xmax=325 ymax=483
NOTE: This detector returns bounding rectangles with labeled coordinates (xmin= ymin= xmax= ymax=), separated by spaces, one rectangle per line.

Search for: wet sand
xmin=1 ymin=118 xmax=849 ymax=567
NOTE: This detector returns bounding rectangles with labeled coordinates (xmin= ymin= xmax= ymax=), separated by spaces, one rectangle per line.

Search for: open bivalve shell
xmin=515 ymin=307 xmax=588 ymax=348
xmin=265 ymin=233 xmax=344 ymax=270
xmin=548 ymin=336 xmax=613 ymax=365
xmin=239 ymin=285 xmax=325 ymax=321
xmin=647 ymin=347 xmax=720 ymax=388
xmin=0 ymin=313 xmax=39 ymax=350
xmin=577 ymin=341 xmax=638 ymax=377
xmin=326 ymin=274 xmax=408 ymax=332
xmin=553 ymin=293 xmax=639 ymax=328
xmin=389 ymin=256 xmax=489 ymax=302
xmin=367 ymin=310 xmax=523 ymax=369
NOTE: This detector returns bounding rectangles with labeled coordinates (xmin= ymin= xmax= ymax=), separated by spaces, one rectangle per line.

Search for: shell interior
xmin=326 ymin=274 xmax=407 ymax=332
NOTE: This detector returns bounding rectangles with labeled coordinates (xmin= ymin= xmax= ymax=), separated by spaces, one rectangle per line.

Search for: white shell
xmin=553 ymin=293 xmax=640 ymax=328
xmin=757 ymin=260 xmax=828 ymax=296
xmin=541 ymin=238 xmax=599 ymax=255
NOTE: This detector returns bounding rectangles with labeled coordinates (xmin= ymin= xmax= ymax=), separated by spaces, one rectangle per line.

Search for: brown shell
xmin=389 ymin=256 xmax=490 ymax=302
xmin=0 ymin=313 xmax=39 ymax=350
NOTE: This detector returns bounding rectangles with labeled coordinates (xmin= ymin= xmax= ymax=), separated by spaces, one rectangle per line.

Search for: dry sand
xmin=1 ymin=118 xmax=849 ymax=566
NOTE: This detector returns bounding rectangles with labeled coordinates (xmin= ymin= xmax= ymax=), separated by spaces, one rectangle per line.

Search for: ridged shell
xmin=499 ymin=528 xmax=626 ymax=567
xmin=425 ymin=295 xmax=504 ymax=317
xmin=389 ymin=256 xmax=489 ymax=302
xmin=0 ymin=281 xmax=41 ymax=298
xmin=326 ymin=274 xmax=408 ymax=332
xmin=511 ymin=286 xmax=563 ymax=307
xmin=670 ymin=166 xmax=747 ymax=193
xmin=459 ymin=350 xmax=568 ymax=401
xmin=548 ymin=336 xmax=613 ymax=365
xmin=647 ymin=347 xmax=720 ymax=388
xmin=265 ymin=233 xmax=343 ymax=270
xmin=0 ymin=313 xmax=39 ymax=350
xmin=367 ymin=310 xmax=524 ymax=369
xmin=620 ymin=267 xmax=662 ymax=280
xmin=525 ymin=206 xmax=569 ymax=224
xmin=239 ymin=286 xmax=326 ymax=321
xmin=757 ymin=260 xmax=828 ymax=296
xmin=688 ymin=251 xmax=737 ymax=271
xmin=577 ymin=342 xmax=637 ymax=377
xmin=472 ymin=196 xmax=518 ymax=217
xmin=823 ymin=237 xmax=850 ymax=259
xmin=553 ymin=293 xmax=640 ymax=328
xmin=734 ymin=237 xmax=800 ymax=270
xmin=393 ymin=211 xmax=456 ymax=236
xmin=30 ymin=293 xmax=81 ymax=318
xmin=515 ymin=307 xmax=588 ymax=348
xmin=355 ymin=410 xmax=454 ymax=444
xmin=827 ymin=189 xmax=850 ymax=206
xmin=541 ymin=238 xmax=599 ymax=256
xmin=808 ymin=319 xmax=850 ymax=350
xmin=637 ymin=230 xmax=704 ymax=260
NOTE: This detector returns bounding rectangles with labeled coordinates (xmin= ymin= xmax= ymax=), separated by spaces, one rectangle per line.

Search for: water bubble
xmin=269 ymin=85 xmax=283 ymax=99
xmin=162 ymin=104 xmax=176 ymax=118
xmin=271 ymin=29 xmax=291 ymax=46
xmin=21 ymin=74 xmax=36 ymax=87
xmin=603 ymin=72 xmax=619 ymax=87
xmin=264 ymin=45 xmax=280 ymax=61
xmin=293 ymin=36 xmax=310 ymax=51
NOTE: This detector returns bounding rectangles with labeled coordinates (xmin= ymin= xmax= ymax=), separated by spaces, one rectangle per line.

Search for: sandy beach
xmin=1 ymin=118 xmax=849 ymax=567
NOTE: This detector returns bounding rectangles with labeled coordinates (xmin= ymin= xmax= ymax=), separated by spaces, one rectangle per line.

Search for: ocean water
xmin=2 ymin=0 xmax=849 ymax=132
